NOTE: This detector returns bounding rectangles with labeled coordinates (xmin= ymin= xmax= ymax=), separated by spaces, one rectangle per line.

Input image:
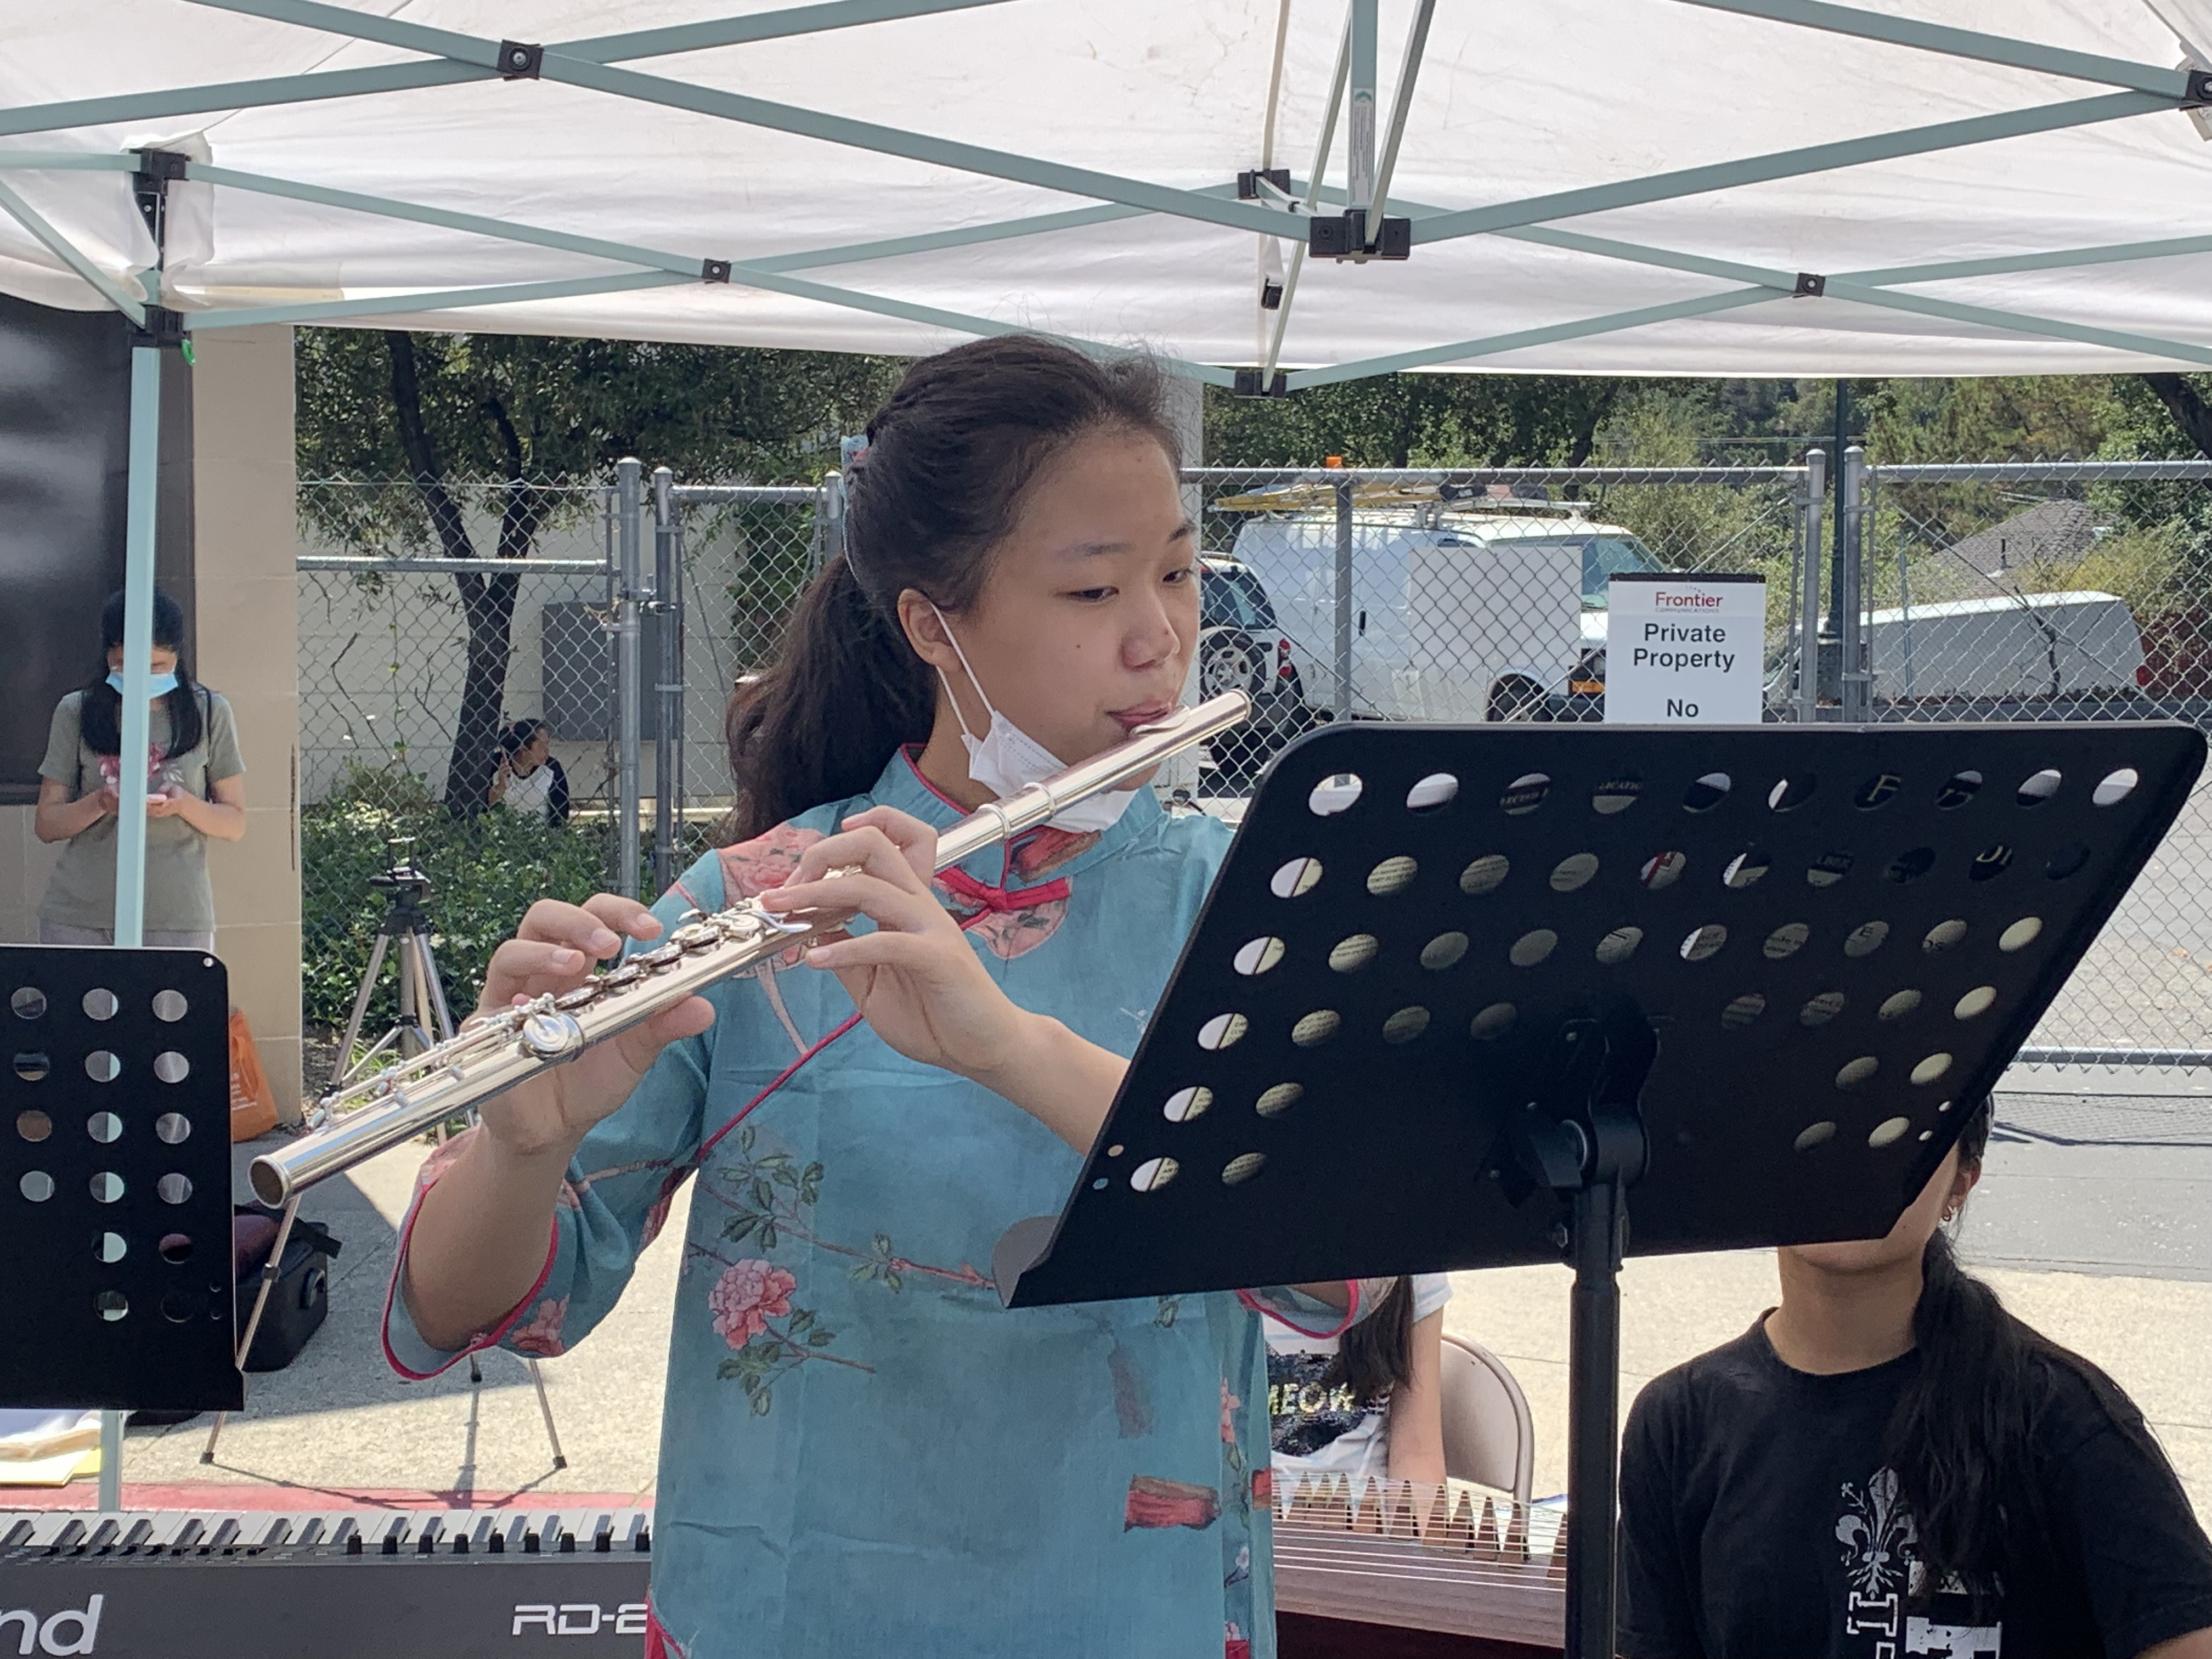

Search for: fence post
xmin=651 ymin=466 xmax=681 ymax=896
xmin=616 ymin=457 xmax=645 ymax=898
xmin=1796 ymin=449 xmax=1826 ymax=724
xmin=823 ymin=469 xmax=846 ymax=574
xmin=1839 ymin=445 xmax=1869 ymax=722
xmin=1333 ymin=475 xmax=1355 ymax=723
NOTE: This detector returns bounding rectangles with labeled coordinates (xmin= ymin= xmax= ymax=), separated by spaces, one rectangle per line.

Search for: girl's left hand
xmin=763 ymin=806 xmax=1029 ymax=1081
xmin=144 ymin=785 xmax=187 ymax=819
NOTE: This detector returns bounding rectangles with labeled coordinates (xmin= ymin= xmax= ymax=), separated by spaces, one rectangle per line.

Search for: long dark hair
xmin=1331 ymin=1277 xmax=1416 ymax=1404
xmin=1885 ymin=1098 xmax=2179 ymax=1605
xmin=721 ymin=336 xmax=1182 ymax=842
xmin=78 ymin=588 xmax=204 ymax=758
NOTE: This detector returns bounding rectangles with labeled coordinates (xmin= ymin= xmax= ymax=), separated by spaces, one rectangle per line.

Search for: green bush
xmin=302 ymin=793 xmax=614 ymax=1031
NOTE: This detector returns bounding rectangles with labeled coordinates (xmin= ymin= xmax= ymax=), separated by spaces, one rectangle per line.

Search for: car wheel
xmin=1199 ymin=628 xmax=1268 ymax=699
xmin=1487 ymin=675 xmax=1546 ymax=723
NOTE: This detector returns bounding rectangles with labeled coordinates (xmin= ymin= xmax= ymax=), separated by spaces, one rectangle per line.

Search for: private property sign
xmin=1604 ymin=573 xmax=1767 ymax=724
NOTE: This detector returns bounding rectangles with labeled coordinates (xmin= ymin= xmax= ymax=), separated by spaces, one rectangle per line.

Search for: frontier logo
xmin=512 ymin=1603 xmax=648 ymax=1638
xmin=1654 ymin=589 xmax=1723 ymax=609
xmin=0 ymin=1595 xmax=102 ymax=1656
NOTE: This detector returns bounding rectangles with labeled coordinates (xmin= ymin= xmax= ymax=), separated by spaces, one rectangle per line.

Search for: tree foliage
xmin=295 ymin=328 xmax=903 ymax=812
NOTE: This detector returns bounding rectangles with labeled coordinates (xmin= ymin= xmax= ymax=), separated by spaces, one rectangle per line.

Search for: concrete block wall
xmin=194 ymin=325 xmax=302 ymax=1121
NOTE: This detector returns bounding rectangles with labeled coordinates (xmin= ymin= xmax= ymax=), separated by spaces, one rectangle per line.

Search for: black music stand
xmin=2 ymin=947 xmax=240 ymax=1412
xmin=995 ymin=720 xmax=2205 ymax=1659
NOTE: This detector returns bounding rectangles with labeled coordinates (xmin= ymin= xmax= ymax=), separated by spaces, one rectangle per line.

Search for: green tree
xmin=1205 ymin=374 xmax=1629 ymax=469
xmin=295 ymin=329 xmax=901 ymax=814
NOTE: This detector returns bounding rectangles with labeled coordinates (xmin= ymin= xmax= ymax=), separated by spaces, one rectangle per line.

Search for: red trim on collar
xmin=898 ymin=743 xmax=969 ymax=812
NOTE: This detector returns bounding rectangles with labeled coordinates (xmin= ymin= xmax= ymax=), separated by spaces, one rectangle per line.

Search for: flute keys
xmin=635 ymin=941 xmax=687 ymax=970
xmin=555 ymin=984 xmax=600 ymax=1012
xmin=520 ymin=1012 xmax=586 ymax=1061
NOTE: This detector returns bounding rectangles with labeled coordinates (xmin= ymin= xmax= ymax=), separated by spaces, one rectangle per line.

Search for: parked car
xmin=1225 ymin=503 xmax=1660 ymax=723
xmin=1187 ymin=556 xmax=1313 ymax=780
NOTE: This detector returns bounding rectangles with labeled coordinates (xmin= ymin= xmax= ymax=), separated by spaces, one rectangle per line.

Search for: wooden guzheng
xmin=1271 ymin=1474 xmax=1566 ymax=1658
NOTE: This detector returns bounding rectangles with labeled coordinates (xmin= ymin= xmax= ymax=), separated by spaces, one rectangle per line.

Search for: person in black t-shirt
xmin=1620 ymin=1099 xmax=2212 ymax=1659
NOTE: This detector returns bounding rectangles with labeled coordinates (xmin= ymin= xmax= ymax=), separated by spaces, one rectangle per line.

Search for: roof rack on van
xmin=1209 ymin=478 xmax=1596 ymax=517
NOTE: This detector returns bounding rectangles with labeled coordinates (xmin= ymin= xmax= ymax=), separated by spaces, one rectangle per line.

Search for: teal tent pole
xmin=100 ymin=337 xmax=162 ymax=1512
xmin=115 ymin=343 xmax=160 ymax=947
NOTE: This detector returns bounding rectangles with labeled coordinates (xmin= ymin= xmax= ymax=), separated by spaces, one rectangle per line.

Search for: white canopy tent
xmin=8 ymin=0 xmax=2212 ymax=1525
xmin=5 ymin=0 xmax=2212 ymax=383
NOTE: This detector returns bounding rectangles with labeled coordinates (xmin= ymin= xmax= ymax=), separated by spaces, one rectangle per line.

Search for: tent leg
xmin=100 ymin=337 xmax=163 ymax=1515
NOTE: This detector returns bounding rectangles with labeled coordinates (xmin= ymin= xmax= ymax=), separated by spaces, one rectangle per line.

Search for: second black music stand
xmin=996 ymin=719 xmax=2204 ymax=1659
xmin=1 ymin=946 xmax=239 ymax=1412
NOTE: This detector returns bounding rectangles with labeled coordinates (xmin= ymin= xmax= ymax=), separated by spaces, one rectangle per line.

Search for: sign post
xmin=1602 ymin=572 xmax=1767 ymax=724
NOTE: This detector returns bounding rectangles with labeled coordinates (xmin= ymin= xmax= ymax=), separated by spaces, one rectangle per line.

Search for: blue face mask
xmin=107 ymin=670 xmax=180 ymax=698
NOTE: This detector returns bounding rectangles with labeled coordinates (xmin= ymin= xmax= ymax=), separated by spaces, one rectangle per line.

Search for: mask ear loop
xmin=928 ymin=603 xmax=997 ymax=743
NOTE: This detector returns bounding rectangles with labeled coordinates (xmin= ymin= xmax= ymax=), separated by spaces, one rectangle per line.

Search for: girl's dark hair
xmin=502 ymin=718 xmax=550 ymax=757
xmin=1331 ymin=1277 xmax=1416 ymax=1405
xmin=1886 ymin=1097 xmax=2179 ymax=1608
xmin=79 ymin=588 xmax=202 ymax=758
xmin=721 ymin=335 xmax=1182 ymax=841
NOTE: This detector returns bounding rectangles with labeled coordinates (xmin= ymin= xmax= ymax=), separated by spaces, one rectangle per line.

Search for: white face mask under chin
xmin=929 ymin=607 xmax=1141 ymax=834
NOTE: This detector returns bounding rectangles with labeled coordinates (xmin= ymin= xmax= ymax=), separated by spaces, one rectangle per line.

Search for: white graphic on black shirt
xmin=1835 ymin=1470 xmax=2001 ymax=1658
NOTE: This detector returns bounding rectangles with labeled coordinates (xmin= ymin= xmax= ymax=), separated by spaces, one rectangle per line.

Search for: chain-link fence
xmin=1859 ymin=460 xmax=2212 ymax=1059
xmin=296 ymin=458 xmax=2212 ymax=1071
xmin=294 ymin=474 xmax=823 ymax=1059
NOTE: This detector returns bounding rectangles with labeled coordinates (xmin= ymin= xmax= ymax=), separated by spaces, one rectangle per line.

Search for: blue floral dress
xmin=383 ymin=748 xmax=1352 ymax=1659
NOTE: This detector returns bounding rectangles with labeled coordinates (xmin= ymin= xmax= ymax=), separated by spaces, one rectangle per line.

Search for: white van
xmin=1866 ymin=590 xmax=2147 ymax=704
xmin=1227 ymin=507 xmax=1657 ymax=721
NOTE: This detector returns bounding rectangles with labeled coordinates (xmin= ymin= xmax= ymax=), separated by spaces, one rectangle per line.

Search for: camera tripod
xmin=202 ymin=842 xmax=568 ymax=1471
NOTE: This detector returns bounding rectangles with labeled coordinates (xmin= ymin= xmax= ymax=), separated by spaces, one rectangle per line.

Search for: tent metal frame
xmin=0 ymin=0 xmax=2207 ymax=387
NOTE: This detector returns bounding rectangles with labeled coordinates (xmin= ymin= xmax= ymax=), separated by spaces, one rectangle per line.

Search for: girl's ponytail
xmin=719 ymin=335 xmax=1181 ymax=843
xmin=723 ymin=553 xmax=935 ymax=841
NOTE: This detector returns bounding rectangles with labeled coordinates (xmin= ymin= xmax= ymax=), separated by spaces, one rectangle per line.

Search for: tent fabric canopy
xmin=4 ymin=0 xmax=2212 ymax=380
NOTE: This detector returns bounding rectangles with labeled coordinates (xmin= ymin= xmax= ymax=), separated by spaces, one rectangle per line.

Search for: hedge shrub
xmin=301 ymin=775 xmax=616 ymax=1031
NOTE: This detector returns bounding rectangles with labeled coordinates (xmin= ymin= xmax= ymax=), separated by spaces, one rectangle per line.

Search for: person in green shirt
xmin=33 ymin=588 xmax=246 ymax=953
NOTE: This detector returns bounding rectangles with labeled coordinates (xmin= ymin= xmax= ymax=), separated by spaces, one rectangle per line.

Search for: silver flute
xmin=250 ymin=693 xmax=1251 ymax=1206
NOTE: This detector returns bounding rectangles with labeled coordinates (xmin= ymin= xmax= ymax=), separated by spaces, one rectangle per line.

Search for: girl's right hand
xmin=471 ymin=896 xmax=716 ymax=1157
xmin=93 ymin=785 xmax=121 ymax=819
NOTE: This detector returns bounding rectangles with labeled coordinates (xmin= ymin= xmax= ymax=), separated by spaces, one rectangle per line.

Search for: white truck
xmin=1226 ymin=507 xmax=1658 ymax=722
xmin=1866 ymin=590 xmax=2148 ymax=705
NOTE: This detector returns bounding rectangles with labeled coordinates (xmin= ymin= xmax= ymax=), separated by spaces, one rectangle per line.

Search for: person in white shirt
xmin=488 ymin=718 xmax=569 ymax=825
xmin=1267 ymin=1274 xmax=1450 ymax=1486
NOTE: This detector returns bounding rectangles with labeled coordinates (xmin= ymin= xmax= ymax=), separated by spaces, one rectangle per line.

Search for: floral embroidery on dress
xmin=641 ymin=1168 xmax=691 ymax=1248
xmin=1219 ymin=1378 xmax=1241 ymax=1444
xmin=716 ymin=823 xmax=825 ymax=900
xmin=1124 ymin=1475 xmax=1220 ymax=1531
xmin=510 ymin=1296 xmax=569 ymax=1357
xmin=960 ymin=899 xmax=1070 ymax=960
xmin=413 ymin=1126 xmax=478 ymax=1194
xmin=709 ymin=1260 xmax=796 ymax=1346
xmin=685 ymin=1123 xmax=994 ymax=1413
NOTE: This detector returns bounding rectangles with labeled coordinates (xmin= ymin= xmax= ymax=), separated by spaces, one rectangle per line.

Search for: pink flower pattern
xmin=641 ymin=1169 xmax=690 ymax=1248
xmin=510 ymin=1296 xmax=569 ymax=1357
xmin=709 ymin=1259 xmax=797 ymax=1349
xmin=413 ymin=1126 xmax=478 ymax=1195
xmin=716 ymin=823 xmax=825 ymax=901
xmin=1220 ymin=1377 xmax=1241 ymax=1444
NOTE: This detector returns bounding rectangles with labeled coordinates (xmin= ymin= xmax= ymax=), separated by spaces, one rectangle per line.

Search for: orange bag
xmin=229 ymin=1007 xmax=280 ymax=1142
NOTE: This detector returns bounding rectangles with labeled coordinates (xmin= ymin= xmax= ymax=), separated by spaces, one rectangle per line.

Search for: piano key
xmin=206 ymin=1516 xmax=242 ymax=1553
xmin=1 ymin=1518 xmax=35 ymax=1549
xmin=622 ymin=1511 xmax=651 ymax=1553
xmin=591 ymin=1512 xmax=616 ymax=1554
xmin=411 ymin=1515 xmax=444 ymax=1555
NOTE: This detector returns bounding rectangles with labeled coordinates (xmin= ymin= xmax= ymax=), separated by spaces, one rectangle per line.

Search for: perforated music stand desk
xmin=996 ymin=720 xmax=2205 ymax=1659
xmin=2 ymin=947 xmax=239 ymax=1412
